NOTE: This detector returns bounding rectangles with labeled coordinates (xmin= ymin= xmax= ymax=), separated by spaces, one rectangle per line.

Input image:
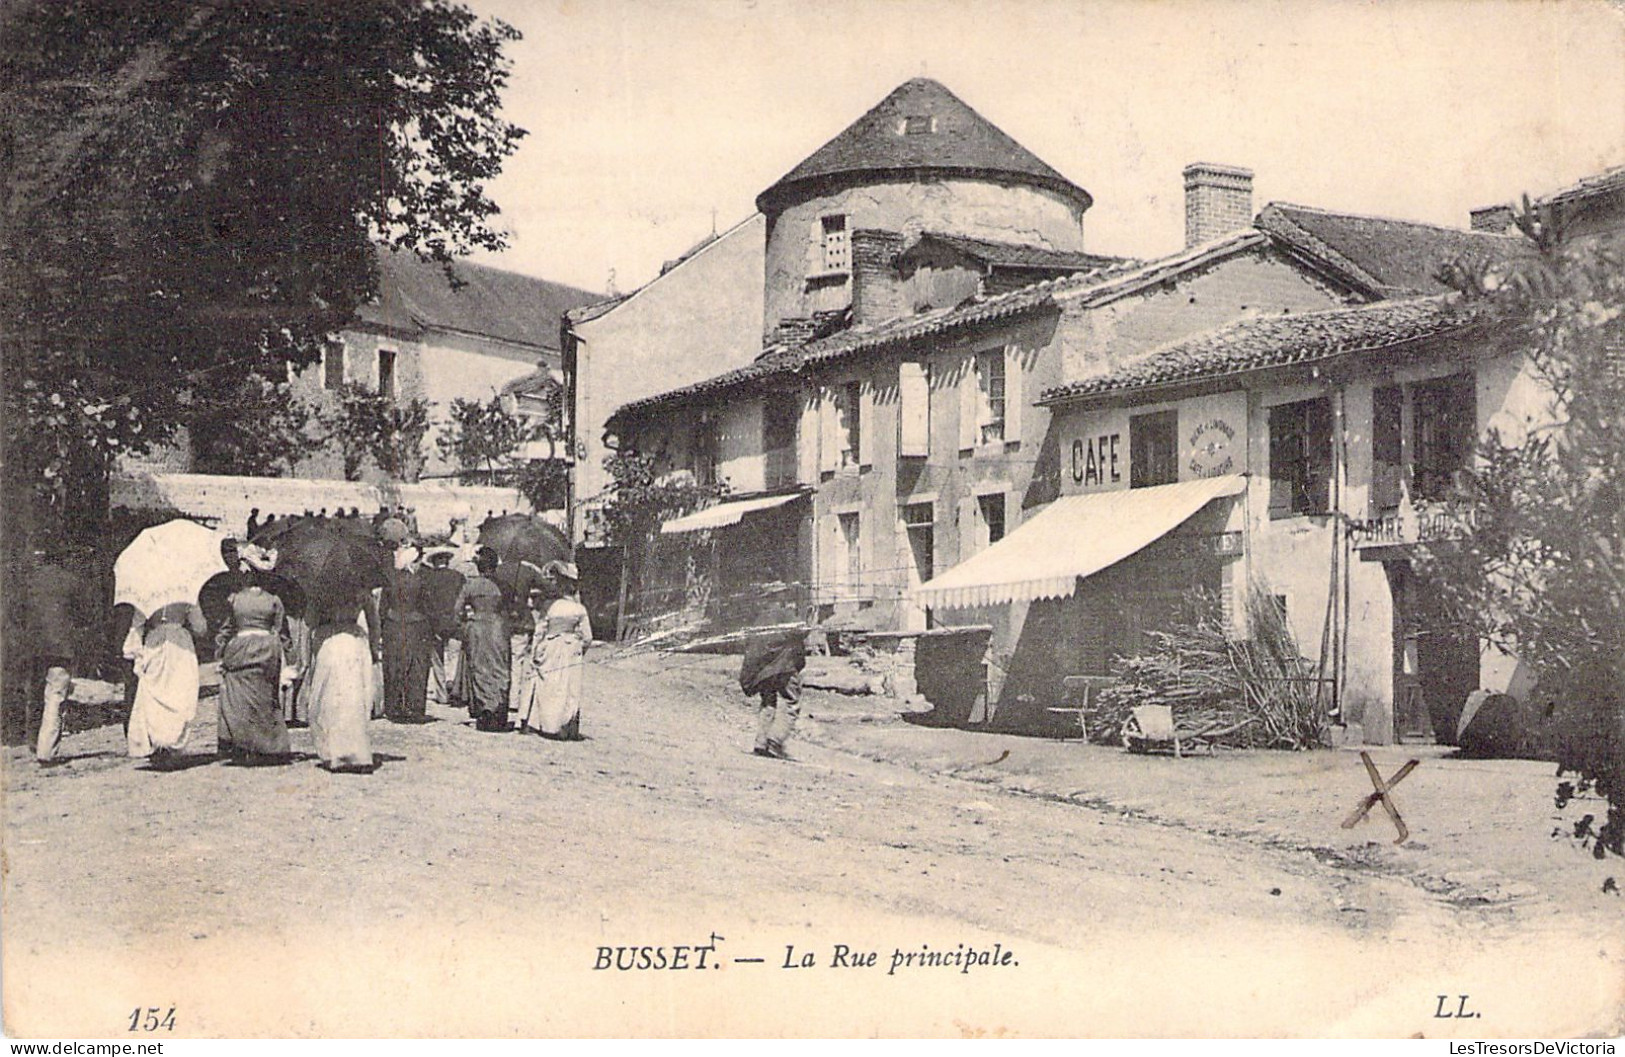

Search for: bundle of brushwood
xmin=1086 ymin=589 xmax=1329 ymax=750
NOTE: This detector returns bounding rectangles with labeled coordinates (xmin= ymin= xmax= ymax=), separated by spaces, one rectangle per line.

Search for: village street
xmin=3 ymin=652 xmax=1621 ymax=1039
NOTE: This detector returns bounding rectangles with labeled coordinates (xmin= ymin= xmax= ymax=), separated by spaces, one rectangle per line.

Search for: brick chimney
xmin=850 ymin=228 xmax=906 ymax=327
xmin=1184 ymin=163 xmax=1254 ymax=248
xmin=1469 ymin=204 xmax=1514 ymax=234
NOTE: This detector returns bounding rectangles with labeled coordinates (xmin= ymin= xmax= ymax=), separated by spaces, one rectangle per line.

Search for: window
xmin=901 ymin=114 xmax=935 ymax=135
xmin=1268 ymin=398 xmax=1332 ymax=516
xmin=978 ymin=493 xmax=1006 ymax=545
xmin=1129 ymin=410 xmax=1179 ymax=488
xmin=838 ymin=512 xmax=861 ymax=591
xmin=1372 ymin=384 xmax=1403 ymax=513
xmin=903 ymin=502 xmax=934 ymax=583
xmin=377 ymin=348 xmax=397 ymax=398
xmin=1412 ymin=374 xmax=1476 ymax=502
xmin=821 ymin=215 xmax=849 ymax=273
xmin=691 ymin=417 xmax=718 ymax=485
xmin=323 ymin=341 xmax=345 ymax=390
xmin=977 ymin=350 xmax=1005 ymax=444
xmin=839 ymin=381 xmax=862 ymax=468
xmin=763 ymin=392 xmax=799 ymax=488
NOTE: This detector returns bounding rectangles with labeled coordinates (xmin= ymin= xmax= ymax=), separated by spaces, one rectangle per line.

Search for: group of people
xmin=84 ymin=516 xmax=594 ymax=774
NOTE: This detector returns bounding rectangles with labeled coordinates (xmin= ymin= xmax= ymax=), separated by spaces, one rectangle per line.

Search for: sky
xmin=464 ymin=0 xmax=1625 ymax=296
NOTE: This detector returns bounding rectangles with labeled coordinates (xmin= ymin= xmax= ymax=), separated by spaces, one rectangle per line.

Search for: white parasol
xmin=114 ymin=519 xmax=229 ymax=618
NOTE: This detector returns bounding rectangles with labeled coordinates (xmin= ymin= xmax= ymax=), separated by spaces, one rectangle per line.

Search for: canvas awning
xmin=660 ymin=493 xmax=803 ymax=535
xmin=915 ymin=475 xmax=1247 ymax=609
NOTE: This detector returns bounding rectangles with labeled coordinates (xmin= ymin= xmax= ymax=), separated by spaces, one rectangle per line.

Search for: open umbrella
xmin=114 ymin=519 xmax=229 ymax=617
xmin=476 ymin=514 xmax=571 ymax=570
xmin=258 ymin=519 xmax=389 ymax=600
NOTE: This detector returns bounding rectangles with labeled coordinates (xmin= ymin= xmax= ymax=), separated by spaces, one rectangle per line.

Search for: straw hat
xmin=544 ymin=559 xmax=579 ymax=583
xmin=239 ymin=543 xmax=278 ymax=572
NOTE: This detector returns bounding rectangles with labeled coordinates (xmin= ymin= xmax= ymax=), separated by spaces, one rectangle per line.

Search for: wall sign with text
xmin=1186 ymin=418 xmax=1237 ymax=478
xmin=1070 ymin=433 xmax=1121 ymax=486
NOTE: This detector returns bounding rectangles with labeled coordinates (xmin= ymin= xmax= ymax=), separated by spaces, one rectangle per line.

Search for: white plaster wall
xmin=764 ymin=179 xmax=1085 ymax=334
xmin=717 ymin=399 xmax=766 ymax=494
xmin=574 ymin=215 xmax=767 ymax=534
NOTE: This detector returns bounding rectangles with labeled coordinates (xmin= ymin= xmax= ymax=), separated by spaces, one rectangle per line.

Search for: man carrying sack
xmin=740 ymin=626 xmax=809 ymax=760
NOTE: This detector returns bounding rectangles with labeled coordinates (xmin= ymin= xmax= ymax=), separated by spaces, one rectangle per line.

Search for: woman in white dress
xmin=126 ymin=601 xmax=207 ymax=765
xmin=306 ymin=590 xmax=377 ymax=773
xmin=518 ymin=561 xmax=592 ymax=740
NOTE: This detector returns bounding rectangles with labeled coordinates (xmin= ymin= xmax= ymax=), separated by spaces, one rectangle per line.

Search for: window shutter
xmin=807 ymin=217 xmax=824 ymax=278
xmin=858 ymin=380 xmax=876 ymax=467
xmin=1267 ymin=406 xmax=1292 ymax=515
xmin=1003 ymin=345 xmax=1022 ymax=443
xmin=1306 ymin=398 xmax=1333 ymax=514
xmin=818 ymin=386 xmax=839 ymax=474
xmin=957 ymin=495 xmax=980 ymax=562
xmin=898 ymin=361 xmax=930 ymax=457
xmin=958 ymin=356 xmax=978 ymax=450
xmin=798 ymin=390 xmax=819 ymax=483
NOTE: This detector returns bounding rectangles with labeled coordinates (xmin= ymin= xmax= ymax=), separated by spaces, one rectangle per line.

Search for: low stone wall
xmin=111 ymin=471 xmax=560 ymax=538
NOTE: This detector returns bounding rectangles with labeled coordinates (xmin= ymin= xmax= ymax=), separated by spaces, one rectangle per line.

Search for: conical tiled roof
xmin=756 ymin=78 xmax=1091 ymax=214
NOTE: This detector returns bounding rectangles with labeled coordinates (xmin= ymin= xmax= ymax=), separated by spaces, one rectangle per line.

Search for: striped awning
xmin=660 ymin=492 xmax=803 ymax=535
xmin=915 ymin=475 xmax=1247 ymax=609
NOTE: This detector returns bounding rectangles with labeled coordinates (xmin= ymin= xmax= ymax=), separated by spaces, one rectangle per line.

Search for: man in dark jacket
xmin=419 ymin=549 xmax=466 ymax=706
xmin=740 ymin=626 xmax=809 ymax=760
xmin=24 ymin=547 xmax=91 ymax=764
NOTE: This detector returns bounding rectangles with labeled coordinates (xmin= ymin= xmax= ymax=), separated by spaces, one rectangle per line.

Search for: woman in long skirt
xmin=306 ymin=592 xmax=376 ymax=773
xmin=519 ymin=561 xmax=592 ymax=740
xmin=126 ymin=601 xmax=207 ymax=764
xmin=456 ymin=547 xmax=511 ymax=732
xmin=216 ymin=547 xmax=292 ymax=763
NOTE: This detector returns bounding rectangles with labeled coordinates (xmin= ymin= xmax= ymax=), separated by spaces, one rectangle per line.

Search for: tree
xmin=189 ymin=373 xmax=317 ymax=477
xmin=437 ymin=394 xmax=538 ymax=481
xmin=321 ymin=383 xmax=432 ymax=483
xmin=1420 ymin=205 xmax=1625 ymax=859
xmin=1 ymin=0 xmax=525 ymax=547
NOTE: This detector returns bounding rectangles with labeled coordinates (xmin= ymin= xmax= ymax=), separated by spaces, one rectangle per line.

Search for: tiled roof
xmin=564 ymin=295 xmax=629 ymax=326
xmin=1039 ymin=296 xmax=1479 ymax=405
xmin=1538 ymin=165 xmax=1625 ymax=208
xmin=901 ymin=232 xmax=1131 ymax=272
xmin=358 ymin=248 xmax=601 ymax=352
xmin=756 ymin=78 xmax=1091 ymax=214
xmin=610 ymin=230 xmax=1272 ymax=421
xmin=1256 ymin=203 xmax=1527 ymax=298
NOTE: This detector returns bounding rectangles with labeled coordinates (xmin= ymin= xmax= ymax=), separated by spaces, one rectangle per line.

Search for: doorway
xmin=1387 ymin=561 xmax=1479 ymax=744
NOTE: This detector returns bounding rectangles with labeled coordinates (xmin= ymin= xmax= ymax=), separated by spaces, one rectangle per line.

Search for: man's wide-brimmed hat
xmin=423 ymin=546 xmax=456 ymax=565
xmin=544 ymin=559 xmax=579 ymax=583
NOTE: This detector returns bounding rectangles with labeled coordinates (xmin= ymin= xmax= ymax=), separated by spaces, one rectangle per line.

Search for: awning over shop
xmin=660 ymin=492 xmax=803 ymax=535
xmin=915 ymin=475 xmax=1247 ymax=609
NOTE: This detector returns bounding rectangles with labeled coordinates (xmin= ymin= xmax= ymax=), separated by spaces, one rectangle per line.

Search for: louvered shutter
xmin=1306 ymin=398 xmax=1333 ymax=514
xmin=858 ymin=380 xmax=876 ymax=467
xmin=1003 ymin=345 xmax=1022 ymax=444
xmin=958 ymin=355 xmax=979 ymax=450
xmin=818 ymin=387 xmax=839 ymax=474
xmin=898 ymin=362 xmax=929 ymax=457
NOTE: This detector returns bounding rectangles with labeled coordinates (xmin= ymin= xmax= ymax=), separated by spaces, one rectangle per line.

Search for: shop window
xmin=377 ymin=348 xmax=397 ymax=398
xmin=977 ymin=349 xmax=1005 ymax=444
xmin=821 ymin=215 xmax=849 ymax=273
xmin=1372 ymin=384 xmax=1404 ymax=513
xmin=1268 ymin=398 xmax=1332 ymax=517
xmin=978 ymin=492 xmax=1006 ymax=545
xmin=1129 ymin=410 xmax=1178 ymax=488
xmin=322 ymin=341 xmax=345 ymax=390
xmin=1412 ymin=374 xmax=1477 ymax=502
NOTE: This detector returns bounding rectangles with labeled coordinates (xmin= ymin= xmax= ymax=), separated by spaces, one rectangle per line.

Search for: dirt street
xmin=4 ymin=650 xmax=1621 ymax=1038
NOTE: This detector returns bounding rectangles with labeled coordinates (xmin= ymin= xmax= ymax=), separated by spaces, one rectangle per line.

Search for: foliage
xmin=1 ymin=0 xmax=526 ymax=547
xmin=1089 ymin=588 xmax=1330 ymax=750
xmin=189 ymin=373 xmax=316 ymax=477
xmin=1419 ymin=206 xmax=1625 ymax=857
xmin=514 ymin=459 xmax=569 ymax=513
xmin=597 ymin=452 xmax=727 ymax=549
xmin=436 ymin=393 xmax=555 ymax=478
xmin=320 ymin=383 xmax=433 ymax=482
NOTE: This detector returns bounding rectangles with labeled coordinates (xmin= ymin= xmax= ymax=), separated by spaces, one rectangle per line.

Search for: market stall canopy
xmin=915 ymin=475 xmax=1247 ymax=609
xmin=660 ymin=493 xmax=803 ymax=535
